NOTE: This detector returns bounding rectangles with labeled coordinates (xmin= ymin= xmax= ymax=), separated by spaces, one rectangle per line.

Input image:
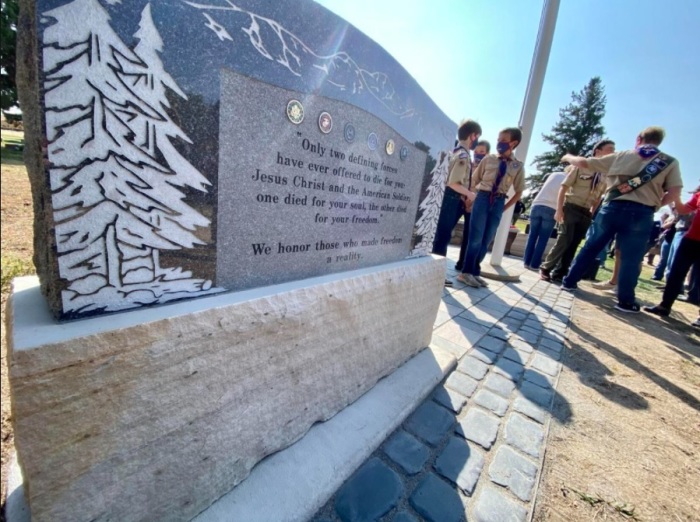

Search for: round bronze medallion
xmin=385 ymin=139 xmax=395 ymax=155
xmin=286 ymin=99 xmax=304 ymax=124
xmin=318 ymin=111 xmax=332 ymax=134
xmin=367 ymin=132 xmax=378 ymax=151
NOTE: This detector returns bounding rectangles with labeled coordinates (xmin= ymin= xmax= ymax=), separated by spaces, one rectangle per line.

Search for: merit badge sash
xmin=605 ymin=152 xmax=675 ymax=202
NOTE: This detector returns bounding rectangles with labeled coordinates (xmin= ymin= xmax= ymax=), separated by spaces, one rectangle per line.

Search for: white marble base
xmin=6 ymin=256 xmax=444 ymax=522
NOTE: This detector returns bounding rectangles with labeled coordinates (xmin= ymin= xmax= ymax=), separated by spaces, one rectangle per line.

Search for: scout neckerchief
xmin=604 ymin=146 xmax=676 ymax=202
xmin=491 ymin=156 xmax=510 ymax=204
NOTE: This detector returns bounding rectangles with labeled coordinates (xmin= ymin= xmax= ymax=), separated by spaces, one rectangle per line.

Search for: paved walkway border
xmin=312 ymin=250 xmax=572 ymax=522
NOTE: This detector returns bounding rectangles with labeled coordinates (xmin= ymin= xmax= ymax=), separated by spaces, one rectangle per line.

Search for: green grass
xmin=1 ymin=129 xmax=25 ymax=165
xmin=1 ymin=254 xmax=35 ymax=293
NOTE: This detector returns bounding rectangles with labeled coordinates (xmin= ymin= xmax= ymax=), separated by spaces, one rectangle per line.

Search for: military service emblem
xmin=286 ymin=100 xmax=304 ymax=124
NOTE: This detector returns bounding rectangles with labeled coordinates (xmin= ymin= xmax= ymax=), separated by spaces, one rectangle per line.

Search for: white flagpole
xmin=490 ymin=0 xmax=560 ymax=267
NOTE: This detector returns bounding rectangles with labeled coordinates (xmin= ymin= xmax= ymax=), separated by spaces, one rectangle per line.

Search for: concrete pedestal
xmin=7 ymin=257 xmax=445 ymax=522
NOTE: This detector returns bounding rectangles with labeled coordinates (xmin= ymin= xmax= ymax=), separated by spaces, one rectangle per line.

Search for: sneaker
xmin=474 ymin=276 xmax=489 ymax=287
xmin=561 ymin=284 xmax=577 ymax=293
xmin=642 ymin=304 xmax=670 ymax=317
xmin=457 ymin=273 xmax=481 ymax=288
xmin=692 ymin=318 xmax=700 ymax=329
xmin=444 ymin=279 xmax=453 ymax=287
xmin=605 ymin=287 xmax=618 ymax=295
xmin=540 ymin=269 xmax=552 ymax=282
xmin=677 ymin=295 xmax=700 ymax=305
xmin=592 ymin=280 xmax=616 ymax=290
xmin=615 ymin=302 xmax=641 ymax=313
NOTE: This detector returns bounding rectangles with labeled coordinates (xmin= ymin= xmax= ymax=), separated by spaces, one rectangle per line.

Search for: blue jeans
xmin=563 ymin=201 xmax=654 ymax=305
xmin=432 ymin=188 xmax=464 ymax=256
xmin=652 ymin=233 xmax=674 ymax=280
xmin=664 ymin=232 xmax=684 ymax=281
xmin=463 ymin=191 xmax=506 ymax=276
xmin=524 ymin=205 xmax=556 ymax=269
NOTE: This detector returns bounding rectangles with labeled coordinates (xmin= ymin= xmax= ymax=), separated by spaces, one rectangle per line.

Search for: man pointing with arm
xmin=560 ymin=126 xmax=685 ymax=313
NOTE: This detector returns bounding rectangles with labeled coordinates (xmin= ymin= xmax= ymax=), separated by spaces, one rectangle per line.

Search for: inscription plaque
xmin=216 ymin=70 xmax=427 ymax=289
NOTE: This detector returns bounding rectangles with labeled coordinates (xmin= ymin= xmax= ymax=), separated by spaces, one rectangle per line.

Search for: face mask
xmin=473 ymin=153 xmax=485 ymax=164
xmin=470 ymin=139 xmax=478 ymax=150
xmin=496 ymin=141 xmax=510 ymax=155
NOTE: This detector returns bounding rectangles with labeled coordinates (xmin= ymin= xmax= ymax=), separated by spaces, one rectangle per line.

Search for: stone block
xmin=383 ymin=430 xmax=430 ymax=475
xmin=493 ymin=357 xmax=525 ymax=382
xmin=404 ymin=401 xmax=455 ymax=446
xmin=457 ymin=356 xmax=490 ymax=381
xmin=472 ymin=389 xmax=509 ymax=417
xmin=489 ymin=445 xmax=538 ymax=501
xmin=409 ymin=473 xmax=465 ymax=522
xmin=469 ymin=346 xmax=499 ymax=365
xmin=483 ymin=373 xmax=517 ymax=398
xmin=434 ymin=437 xmax=485 ymax=495
xmin=473 ymin=485 xmax=528 ymax=522
xmin=7 ymin=257 xmax=442 ymax=522
xmin=523 ymin=368 xmax=556 ymax=389
xmin=504 ymin=413 xmax=545 ymax=458
xmin=335 ymin=458 xmax=403 ymax=522
xmin=478 ymin=336 xmax=506 ymax=354
xmin=530 ymin=353 xmax=562 ymax=377
xmin=430 ymin=336 xmax=470 ymax=360
xmin=445 ymin=371 xmax=479 ymax=398
xmin=455 ymin=408 xmax=500 ymax=450
xmin=432 ymin=386 xmax=467 ymax=414
xmin=518 ymin=380 xmax=554 ymax=410
xmin=513 ymin=396 xmax=547 ymax=424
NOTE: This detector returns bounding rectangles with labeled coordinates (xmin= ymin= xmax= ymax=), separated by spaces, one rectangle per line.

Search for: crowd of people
xmin=432 ymin=122 xmax=699 ymax=329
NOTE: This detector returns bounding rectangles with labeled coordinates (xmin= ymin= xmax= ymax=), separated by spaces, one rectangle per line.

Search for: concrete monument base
xmin=7 ymin=256 xmax=445 ymax=522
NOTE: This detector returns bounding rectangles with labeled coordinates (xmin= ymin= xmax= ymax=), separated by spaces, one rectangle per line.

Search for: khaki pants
xmin=541 ymin=203 xmax=592 ymax=279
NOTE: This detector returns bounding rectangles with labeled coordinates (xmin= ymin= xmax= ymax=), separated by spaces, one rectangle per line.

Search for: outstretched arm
xmin=662 ymin=186 xmax=692 ymax=214
xmin=561 ymin=154 xmax=589 ymax=170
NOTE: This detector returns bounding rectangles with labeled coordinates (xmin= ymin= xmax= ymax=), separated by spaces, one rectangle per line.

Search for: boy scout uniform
xmin=471 ymin=154 xmax=526 ymax=195
xmin=540 ymin=164 xmax=606 ymax=279
xmin=446 ymin=146 xmax=472 ymax=188
xmin=431 ymin=144 xmax=473 ymax=257
xmin=586 ymin=148 xmax=683 ymax=208
xmin=563 ymin=146 xmax=684 ymax=309
xmin=562 ymin=165 xmax=607 ymax=210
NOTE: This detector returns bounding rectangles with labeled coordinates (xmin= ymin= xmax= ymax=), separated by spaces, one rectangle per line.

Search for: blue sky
xmin=315 ymin=0 xmax=699 ymax=191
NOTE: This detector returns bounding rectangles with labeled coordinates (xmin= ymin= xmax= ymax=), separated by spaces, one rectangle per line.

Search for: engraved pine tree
xmin=42 ymin=0 xmax=214 ymax=314
xmin=410 ymin=150 xmax=450 ymax=256
xmin=119 ymin=3 xmax=211 ymax=277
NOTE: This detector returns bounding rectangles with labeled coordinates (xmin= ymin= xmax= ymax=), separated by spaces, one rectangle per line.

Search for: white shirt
xmin=532 ymin=172 xmax=567 ymax=210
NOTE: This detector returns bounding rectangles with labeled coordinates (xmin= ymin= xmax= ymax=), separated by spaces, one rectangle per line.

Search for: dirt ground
xmin=2 ymin=155 xmax=699 ymax=521
xmin=533 ymin=290 xmax=700 ymax=521
xmin=1 ymin=157 xmax=35 ymax=521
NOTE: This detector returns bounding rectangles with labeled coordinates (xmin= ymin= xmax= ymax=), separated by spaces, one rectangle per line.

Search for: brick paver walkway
xmin=312 ymin=249 xmax=573 ymax=522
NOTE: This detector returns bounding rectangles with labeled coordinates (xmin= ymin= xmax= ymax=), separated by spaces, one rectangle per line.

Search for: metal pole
xmin=490 ymin=0 xmax=560 ymax=267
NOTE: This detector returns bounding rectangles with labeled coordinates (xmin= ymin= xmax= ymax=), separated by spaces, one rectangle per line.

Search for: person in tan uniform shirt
xmin=432 ymin=119 xmax=481 ymax=286
xmin=540 ymin=140 xmax=615 ymax=283
xmin=458 ymin=127 xmax=525 ymax=288
xmin=561 ymin=126 xmax=685 ymax=313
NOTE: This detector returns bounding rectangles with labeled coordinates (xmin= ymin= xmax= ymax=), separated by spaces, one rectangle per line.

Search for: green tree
xmin=0 ymin=0 xmax=19 ymax=110
xmin=527 ymin=77 xmax=607 ymax=201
